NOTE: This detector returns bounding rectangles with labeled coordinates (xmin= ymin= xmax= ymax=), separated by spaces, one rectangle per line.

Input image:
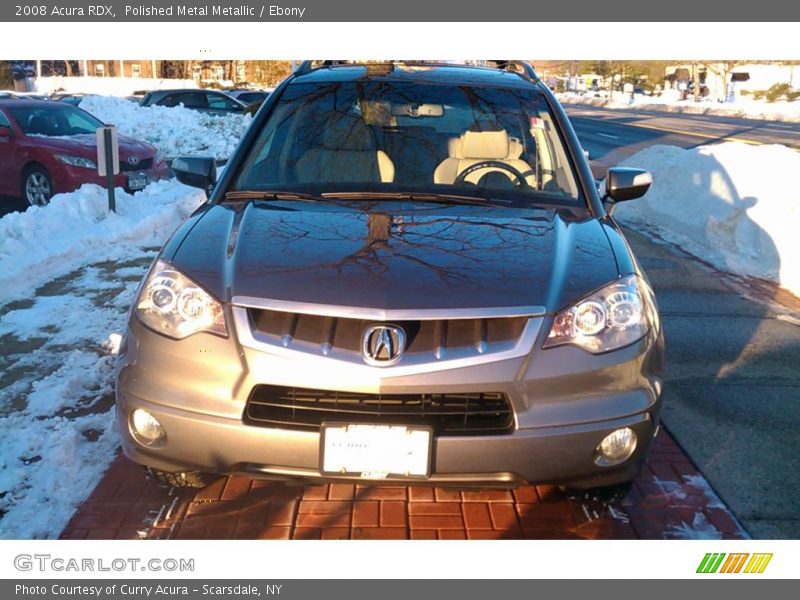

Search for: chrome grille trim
xmin=231 ymin=305 xmax=543 ymax=377
xmin=232 ymin=295 xmax=546 ymax=321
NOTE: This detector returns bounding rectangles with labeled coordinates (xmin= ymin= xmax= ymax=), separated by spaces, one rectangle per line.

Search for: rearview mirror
xmin=391 ymin=103 xmax=444 ymax=117
xmin=172 ymin=157 xmax=217 ymax=196
xmin=605 ymin=167 xmax=652 ymax=202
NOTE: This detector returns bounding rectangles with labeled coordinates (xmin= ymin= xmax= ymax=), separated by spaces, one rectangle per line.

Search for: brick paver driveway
xmin=60 ymin=429 xmax=747 ymax=540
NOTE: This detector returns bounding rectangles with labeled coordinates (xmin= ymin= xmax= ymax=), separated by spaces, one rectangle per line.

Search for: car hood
xmin=26 ymin=132 xmax=155 ymax=159
xmin=167 ymin=201 xmax=620 ymax=313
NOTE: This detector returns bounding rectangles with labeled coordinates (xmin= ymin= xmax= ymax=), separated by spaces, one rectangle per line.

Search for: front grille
xmin=244 ymin=385 xmax=514 ymax=436
xmin=248 ymin=308 xmax=528 ymax=358
xmin=120 ymin=157 xmax=153 ymax=172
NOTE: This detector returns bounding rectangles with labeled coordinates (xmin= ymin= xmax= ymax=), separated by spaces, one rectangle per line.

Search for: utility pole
xmin=609 ymin=60 xmax=614 ymax=101
xmin=573 ymin=60 xmax=578 ymax=92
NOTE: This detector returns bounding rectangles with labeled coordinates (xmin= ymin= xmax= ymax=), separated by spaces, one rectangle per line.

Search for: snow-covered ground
xmin=78 ymin=95 xmax=252 ymax=160
xmin=0 ymin=95 xmax=244 ymax=538
xmin=559 ymin=91 xmax=800 ymax=123
xmin=0 ymin=180 xmax=205 ymax=307
xmin=615 ymin=142 xmax=800 ymax=297
xmin=0 ymin=181 xmax=203 ymax=538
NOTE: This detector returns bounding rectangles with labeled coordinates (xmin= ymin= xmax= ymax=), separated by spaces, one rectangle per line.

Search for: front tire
xmin=563 ymin=480 xmax=633 ymax=505
xmin=23 ymin=166 xmax=53 ymax=206
xmin=146 ymin=468 xmax=213 ymax=489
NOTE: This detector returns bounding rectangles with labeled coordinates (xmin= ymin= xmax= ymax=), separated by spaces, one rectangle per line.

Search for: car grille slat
xmin=244 ymin=385 xmax=514 ymax=436
xmin=248 ymin=309 xmax=528 ymax=359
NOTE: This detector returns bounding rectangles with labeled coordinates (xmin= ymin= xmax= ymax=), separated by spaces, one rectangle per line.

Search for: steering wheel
xmin=453 ymin=160 xmax=531 ymax=188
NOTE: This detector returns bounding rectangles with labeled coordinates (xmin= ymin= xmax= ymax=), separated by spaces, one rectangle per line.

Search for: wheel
xmin=22 ymin=166 xmax=53 ymax=206
xmin=453 ymin=160 xmax=530 ymax=188
xmin=562 ymin=480 xmax=633 ymax=505
xmin=146 ymin=468 xmax=213 ymax=489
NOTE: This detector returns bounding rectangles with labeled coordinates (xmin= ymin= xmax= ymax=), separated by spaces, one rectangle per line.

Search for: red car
xmin=0 ymin=99 xmax=169 ymax=206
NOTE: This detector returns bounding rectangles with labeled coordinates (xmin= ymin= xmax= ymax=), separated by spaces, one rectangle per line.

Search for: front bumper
xmin=115 ymin=314 xmax=664 ymax=489
xmin=53 ymin=160 xmax=169 ymax=194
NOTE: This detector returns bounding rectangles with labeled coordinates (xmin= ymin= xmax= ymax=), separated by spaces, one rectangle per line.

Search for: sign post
xmin=96 ymin=126 xmax=119 ymax=213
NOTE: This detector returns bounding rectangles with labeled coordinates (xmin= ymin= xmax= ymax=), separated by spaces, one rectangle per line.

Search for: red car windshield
xmin=9 ymin=105 xmax=104 ymax=137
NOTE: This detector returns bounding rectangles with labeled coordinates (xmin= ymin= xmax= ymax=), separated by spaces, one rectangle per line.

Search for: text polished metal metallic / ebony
xmin=116 ymin=61 xmax=664 ymax=492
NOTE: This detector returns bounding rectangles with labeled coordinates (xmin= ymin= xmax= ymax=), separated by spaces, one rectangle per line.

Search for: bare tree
xmin=698 ymin=61 xmax=750 ymax=100
xmin=250 ymin=60 xmax=293 ymax=87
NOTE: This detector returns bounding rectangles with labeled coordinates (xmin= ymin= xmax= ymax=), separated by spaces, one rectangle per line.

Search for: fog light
xmin=130 ymin=409 xmax=166 ymax=446
xmin=596 ymin=427 xmax=637 ymax=466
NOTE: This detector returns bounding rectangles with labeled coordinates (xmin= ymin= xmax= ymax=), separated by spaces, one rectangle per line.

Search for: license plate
xmin=320 ymin=423 xmax=432 ymax=479
xmin=127 ymin=173 xmax=148 ymax=190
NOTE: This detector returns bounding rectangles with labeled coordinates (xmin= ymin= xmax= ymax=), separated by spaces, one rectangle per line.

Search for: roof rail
xmin=294 ymin=60 xmax=539 ymax=81
xmin=493 ymin=60 xmax=539 ymax=81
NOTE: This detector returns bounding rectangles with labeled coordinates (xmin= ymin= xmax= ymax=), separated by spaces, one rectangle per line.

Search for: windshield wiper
xmin=320 ymin=191 xmax=501 ymax=207
xmin=224 ymin=190 xmax=328 ymax=203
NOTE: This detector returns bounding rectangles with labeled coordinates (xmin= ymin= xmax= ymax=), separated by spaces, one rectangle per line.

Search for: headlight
xmin=135 ymin=260 xmax=227 ymax=339
xmin=544 ymin=274 xmax=654 ymax=353
xmin=54 ymin=154 xmax=97 ymax=169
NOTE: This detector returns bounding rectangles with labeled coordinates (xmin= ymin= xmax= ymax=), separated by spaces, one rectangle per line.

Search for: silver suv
xmin=116 ymin=61 xmax=664 ymax=492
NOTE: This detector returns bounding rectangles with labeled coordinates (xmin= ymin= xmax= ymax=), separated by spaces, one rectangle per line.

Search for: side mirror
xmin=605 ymin=167 xmax=652 ymax=202
xmin=0 ymin=125 xmax=15 ymax=138
xmin=172 ymin=157 xmax=217 ymax=196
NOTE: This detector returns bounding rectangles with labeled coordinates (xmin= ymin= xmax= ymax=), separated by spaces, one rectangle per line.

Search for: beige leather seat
xmin=434 ymin=130 xmax=535 ymax=187
xmin=295 ymin=114 xmax=394 ymax=184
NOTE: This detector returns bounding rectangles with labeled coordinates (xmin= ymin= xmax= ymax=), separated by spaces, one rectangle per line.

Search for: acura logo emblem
xmin=127 ymin=155 xmax=140 ymax=166
xmin=362 ymin=324 xmax=406 ymax=366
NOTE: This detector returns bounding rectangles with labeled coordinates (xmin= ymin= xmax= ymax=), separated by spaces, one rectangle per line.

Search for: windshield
xmin=10 ymin=104 xmax=104 ymax=136
xmin=233 ymin=80 xmax=581 ymax=205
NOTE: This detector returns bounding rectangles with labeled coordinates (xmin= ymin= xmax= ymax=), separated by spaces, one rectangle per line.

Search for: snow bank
xmin=615 ymin=142 xmax=800 ymax=296
xmin=0 ymin=178 xmax=204 ymax=538
xmin=0 ymin=179 xmax=206 ymax=306
xmin=78 ymin=95 xmax=252 ymax=159
xmin=0 ymin=270 xmax=143 ymax=538
xmin=558 ymin=92 xmax=800 ymax=123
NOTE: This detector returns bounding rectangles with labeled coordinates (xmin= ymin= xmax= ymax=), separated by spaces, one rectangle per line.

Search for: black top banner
xmin=2 ymin=0 xmax=799 ymax=22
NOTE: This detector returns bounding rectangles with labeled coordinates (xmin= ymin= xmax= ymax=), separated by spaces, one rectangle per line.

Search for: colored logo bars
xmin=697 ymin=553 xmax=773 ymax=574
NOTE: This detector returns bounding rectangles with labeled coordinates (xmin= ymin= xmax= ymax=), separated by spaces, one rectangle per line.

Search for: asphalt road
xmin=626 ymin=228 xmax=800 ymax=539
xmin=565 ymin=104 xmax=800 ymax=176
xmin=564 ymin=104 xmax=800 ymax=538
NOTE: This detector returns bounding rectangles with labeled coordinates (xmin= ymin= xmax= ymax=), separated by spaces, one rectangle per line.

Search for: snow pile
xmin=558 ymin=92 xmax=800 ymax=123
xmin=78 ymin=95 xmax=252 ymax=159
xmin=0 ymin=268 xmax=145 ymax=538
xmin=615 ymin=142 xmax=800 ymax=296
xmin=0 ymin=178 xmax=205 ymax=538
xmin=0 ymin=179 xmax=206 ymax=306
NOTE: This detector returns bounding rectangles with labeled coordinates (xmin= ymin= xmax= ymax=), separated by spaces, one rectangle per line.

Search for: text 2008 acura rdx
xmin=116 ymin=61 xmax=664 ymax=493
